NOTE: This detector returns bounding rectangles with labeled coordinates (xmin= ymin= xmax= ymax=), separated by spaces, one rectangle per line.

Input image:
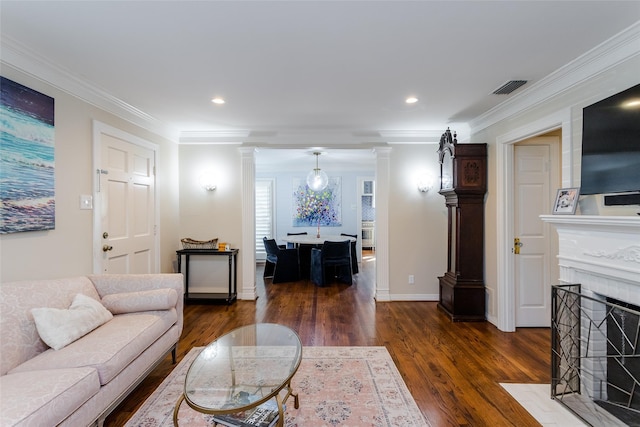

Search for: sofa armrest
xmin=88 ymin=274 xmax=184 ymax=331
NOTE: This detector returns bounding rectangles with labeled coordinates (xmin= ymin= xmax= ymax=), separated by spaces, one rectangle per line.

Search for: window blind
xmin=255 ymin=179 xmax=274 ymax=261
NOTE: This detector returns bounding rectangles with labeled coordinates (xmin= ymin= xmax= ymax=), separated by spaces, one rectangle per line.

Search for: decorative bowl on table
xmin=180 ymin=238 xmax=218 ymax=249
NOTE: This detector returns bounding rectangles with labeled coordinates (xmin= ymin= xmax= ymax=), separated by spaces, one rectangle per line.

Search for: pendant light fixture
xmin=306 ymin=152 xmax=329 ymax=192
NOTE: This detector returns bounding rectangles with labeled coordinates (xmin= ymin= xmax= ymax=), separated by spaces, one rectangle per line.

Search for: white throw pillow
xmin=31 ymin=293 xmax=113 ymax=350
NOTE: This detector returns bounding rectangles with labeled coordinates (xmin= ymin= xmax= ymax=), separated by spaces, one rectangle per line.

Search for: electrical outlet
xmin=408 ymin=275 xmax=415 ymax=284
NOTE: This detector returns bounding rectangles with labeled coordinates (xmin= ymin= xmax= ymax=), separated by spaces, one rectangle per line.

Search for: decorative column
xmin=374 ymin=147 xmax=391 ymax=301
xmin=239 ymin=147 xmax=257 ymax=300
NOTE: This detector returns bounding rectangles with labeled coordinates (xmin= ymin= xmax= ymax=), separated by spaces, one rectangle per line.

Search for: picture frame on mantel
xmin=553 ymin=187 xmax=580 ymax=215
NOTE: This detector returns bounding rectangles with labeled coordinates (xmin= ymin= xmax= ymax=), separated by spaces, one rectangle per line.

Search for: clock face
xmin=441 ymin=151 xmax=453 ymax=189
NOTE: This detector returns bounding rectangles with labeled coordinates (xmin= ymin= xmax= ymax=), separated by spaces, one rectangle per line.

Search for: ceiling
xmin=1 ymin=1 xmax=639 ymax=167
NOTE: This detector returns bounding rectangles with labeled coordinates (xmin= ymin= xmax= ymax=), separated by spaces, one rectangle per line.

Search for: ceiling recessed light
xmin=405 ymin=97 xmax=418 ymax=104
xmin=211 ymin=97 xmax=225 ymax=104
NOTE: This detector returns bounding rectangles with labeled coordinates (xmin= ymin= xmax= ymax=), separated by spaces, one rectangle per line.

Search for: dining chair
xmin=263 ymin=237 xmax=300 ymax=283
xmin=310 ymin=240 xmax=352 ymax=286
xmin=286 ymin=231 xmax=313 ymax=278
xmin=340 ymin=233 xmax=359 ymax=274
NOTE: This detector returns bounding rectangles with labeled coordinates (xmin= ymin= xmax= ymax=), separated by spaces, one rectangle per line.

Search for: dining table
xmin=282 ymin=234 xmax=355 ymax=246
xmin=281 ymin=234 xmax=356 ymax=279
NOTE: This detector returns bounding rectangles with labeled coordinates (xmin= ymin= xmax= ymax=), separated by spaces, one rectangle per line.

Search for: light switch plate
xmin=80 ymin=195 xmax=93 ymax=210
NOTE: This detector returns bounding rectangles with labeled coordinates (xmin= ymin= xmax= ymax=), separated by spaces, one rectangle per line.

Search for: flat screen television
xmin=581 ymin=83 xmax=640 ymax=198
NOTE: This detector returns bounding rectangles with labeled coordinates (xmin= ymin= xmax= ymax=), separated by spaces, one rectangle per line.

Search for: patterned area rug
xmin=126 ymin=346 xmax=429 ymax=426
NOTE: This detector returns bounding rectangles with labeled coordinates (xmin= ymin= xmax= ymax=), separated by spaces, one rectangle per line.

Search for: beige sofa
xmin=0 ymin=274 xmax=184 ymax=426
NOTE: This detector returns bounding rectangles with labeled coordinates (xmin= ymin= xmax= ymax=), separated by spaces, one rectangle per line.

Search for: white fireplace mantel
xmin=540 ymin=215 xmax=640 ymax=306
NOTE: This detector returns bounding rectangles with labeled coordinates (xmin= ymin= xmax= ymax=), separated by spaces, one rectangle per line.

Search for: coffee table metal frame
xmin=173 ymin=323 xmax=302 ymax=426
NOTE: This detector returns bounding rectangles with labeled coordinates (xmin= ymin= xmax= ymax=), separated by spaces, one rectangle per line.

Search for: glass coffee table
xmin=173 ymin=323 xmax=302 ymax=426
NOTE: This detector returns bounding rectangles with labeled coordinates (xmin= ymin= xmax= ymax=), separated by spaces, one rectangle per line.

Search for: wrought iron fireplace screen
xmin=552 ymin=284 xmax=640 ymax=426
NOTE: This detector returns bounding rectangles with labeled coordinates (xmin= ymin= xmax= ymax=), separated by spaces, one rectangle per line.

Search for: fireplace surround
xmin=542 ymin=215 xmax=640 ymax=426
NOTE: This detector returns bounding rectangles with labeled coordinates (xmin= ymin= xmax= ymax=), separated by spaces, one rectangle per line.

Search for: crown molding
xmin=178 ymin=130 xmax=250 ymax=144
xmin=379 ymin=130 xmax=442 ymax=144
xmin=1 ymin=36 xmax=179 ymax=142
xmin=180 ymin=129 xmax=450 ymax=146
xmin=381 ymin=127 xmax=471 ymax=144
xmin=469 ymin=21 xmax=640 ymax=134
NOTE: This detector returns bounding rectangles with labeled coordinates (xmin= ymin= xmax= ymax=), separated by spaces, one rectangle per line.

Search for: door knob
xmin=102 ymin=245 xmax=113 ymax=252
xmin=514 ymin=238 xmax=523 ymax=255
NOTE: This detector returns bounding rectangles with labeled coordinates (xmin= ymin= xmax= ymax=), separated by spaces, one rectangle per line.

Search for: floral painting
xmin=0 ymin=77 xmax=55 ymax=234
xmin=293 ymin=177 xmax=341 ymax=227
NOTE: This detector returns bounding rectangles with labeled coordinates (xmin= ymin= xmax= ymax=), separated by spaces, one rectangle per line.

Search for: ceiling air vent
xmin=493 ymin=80 xmax=527 ymax=95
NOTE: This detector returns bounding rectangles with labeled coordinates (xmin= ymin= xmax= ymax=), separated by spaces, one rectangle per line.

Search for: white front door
xmin=514 ymin=137 xmax=560 ymax=327
xmin=93 ymin=122 xmax=158 ymax=274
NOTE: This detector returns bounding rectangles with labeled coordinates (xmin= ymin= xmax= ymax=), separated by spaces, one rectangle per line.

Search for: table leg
xmin=173 ymin=393 xmax=185 ymax=426
xmin=275 ymin=393 xmax=284 ymax=427
xmin=298 ymin=244 xmax=312 ymax=279
xmin=280 ymin=379 xmax=300 ymax=409
xmin=227 ymin=253 xmax=232 ymax=303
xmin=289 ymin=381 xmax=300 ymax=409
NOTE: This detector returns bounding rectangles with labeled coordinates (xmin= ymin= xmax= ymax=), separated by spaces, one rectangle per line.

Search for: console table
xmin=176 ymin=248 xmax=239 ymax=304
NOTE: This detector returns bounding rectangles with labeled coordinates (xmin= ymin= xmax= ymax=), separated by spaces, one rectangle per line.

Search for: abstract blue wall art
xmin=293 ymin=177 xmax=342 ymax=227
xmin=0 ymin=77 xmax=55 ymax=234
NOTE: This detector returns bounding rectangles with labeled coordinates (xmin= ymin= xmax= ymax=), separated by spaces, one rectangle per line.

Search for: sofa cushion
xmin=101 ymin=288 xmax=178 ymax=314
xmin=9 ymin=309 xmax=177 ymax=385
xmin=31 ymin=294 xmax=113 ymax=350
xmin=0 ymin=277 xmax=101 ymax=376
xmin=0 ymin=367 xmax=100 ymax=427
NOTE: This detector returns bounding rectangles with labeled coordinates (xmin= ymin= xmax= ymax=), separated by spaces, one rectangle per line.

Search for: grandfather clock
xmin=437 ymin=129 xmax=487 ymax=321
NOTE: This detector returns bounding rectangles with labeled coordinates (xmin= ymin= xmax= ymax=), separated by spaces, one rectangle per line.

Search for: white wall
xmin=176 ymin=143 xmax=447 ymax=300
xmin=257 ymin=170 xmax=366 ymax=240
xmin=6 ymin=38 xmax=635 ymax=313
xmin=0 ymin=66 xmax=447 ymax=301
xmin=178 ymin=144 xmax=244 ymax=290
xmin=0 ymin=66 xmax=181 ymax=282
xmin=471 ymin=55 xmax=640 ymax=325
xmin=388 ymin=144 xmax=446 ymax=299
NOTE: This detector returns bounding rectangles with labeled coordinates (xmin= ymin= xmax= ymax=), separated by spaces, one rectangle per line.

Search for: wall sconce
xmin=417 ymin=174 xmax=434 ymax=193
xmin=199 ymin=171 xmax=217 ymax=191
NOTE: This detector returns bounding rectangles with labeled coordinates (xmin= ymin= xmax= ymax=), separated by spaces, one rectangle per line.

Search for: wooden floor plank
xmin=105 ymin=252 xmax=549 ymax=426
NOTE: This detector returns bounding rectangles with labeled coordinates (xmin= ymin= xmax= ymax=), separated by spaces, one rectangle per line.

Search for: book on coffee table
xmin=213 ymin=398 xmax=280 ymax=427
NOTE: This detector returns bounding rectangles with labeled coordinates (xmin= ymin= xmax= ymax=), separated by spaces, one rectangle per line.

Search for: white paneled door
xmin=93 ymin=122 xmax=158 ymax=274
xmin=514 ymin=137 xmax=559 ymax=327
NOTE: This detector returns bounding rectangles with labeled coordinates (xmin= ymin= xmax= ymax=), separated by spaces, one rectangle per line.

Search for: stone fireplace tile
xmin=501 ymin=383 xmax=587 ymax=426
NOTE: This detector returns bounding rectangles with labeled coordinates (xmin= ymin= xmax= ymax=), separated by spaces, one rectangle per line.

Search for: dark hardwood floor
xmin=105 ymin=251 xmax=550 ymax=426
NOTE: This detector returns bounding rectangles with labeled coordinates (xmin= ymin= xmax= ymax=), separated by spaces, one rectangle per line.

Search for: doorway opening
xmin=495 ymin=110 xmax=571 ymax=332
xmin=513 ymin=131 xmax=561 ymax=327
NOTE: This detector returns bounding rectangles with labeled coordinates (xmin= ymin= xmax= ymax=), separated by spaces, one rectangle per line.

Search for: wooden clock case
xmin=437 ymin=129 xmax=487 ymax=321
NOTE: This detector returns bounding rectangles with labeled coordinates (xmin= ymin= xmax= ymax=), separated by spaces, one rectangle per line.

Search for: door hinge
xmin=96 ymin=169 xmax=109 ymax=192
